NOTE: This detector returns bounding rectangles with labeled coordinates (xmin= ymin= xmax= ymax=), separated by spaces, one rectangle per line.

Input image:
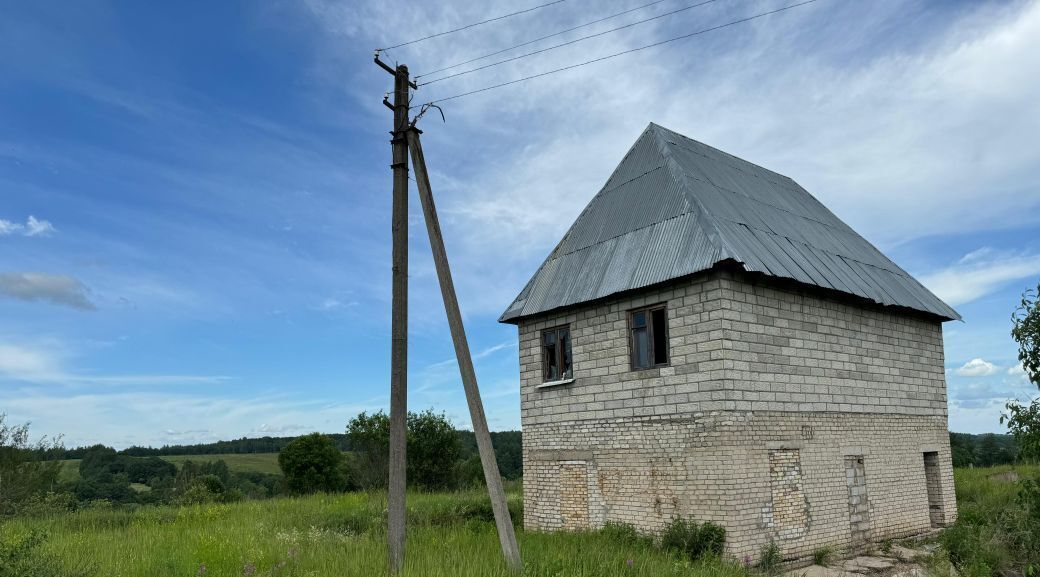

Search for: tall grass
xmin=940 ymin=465 xmax=1040 ymax=577
xmin=3 ymin=490 xmax=751 ymax=577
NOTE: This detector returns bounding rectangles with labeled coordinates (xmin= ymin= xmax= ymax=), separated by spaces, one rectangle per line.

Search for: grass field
xmin=13 ymin=463 xmax=1039 ymax=577
xmin=2 ymin=490 xmax=748 ymax=577
xmin=58 ymin=453 xmax=283 ymax=482
xmin=940 ymin=464 xmax=1040 ymax=577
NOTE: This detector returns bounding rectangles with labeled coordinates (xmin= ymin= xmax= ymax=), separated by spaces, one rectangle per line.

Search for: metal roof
xmin=500 ymin=123 xmax=960 ymax=323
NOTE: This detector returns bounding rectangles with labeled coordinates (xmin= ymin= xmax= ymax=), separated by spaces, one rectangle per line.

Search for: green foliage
xmin=1002 ymin=400 xmax=1040 ymax=463
xmin=660 ymin=518 xmax=725 ymax=562
xmin=0 ymin=528 xmax=86 ymax=577
xmin=941 ymin=465 xmax=1040 ymax=577
xmin=457 ymin=430 xmax=523 ymax=480
xmin=812 ymin=546 xmax=834 ymax=566
xmin=77 ymin=445 xmax=118 ymax=480
xmin=1011 ymin=282 xmax=1040 ymax=388
xmin=0 ymin=415 xmax=64 ymax=516
xmin=600 ymin=522 xmax=653 ymax=548
xmin=949 ymin=432 xmax=1018 ymax=467
xmin=278 ymin=433 xmax=347 ymax=495
xmin=346 ymin=409 xmax=463 ymax=491
xmin=757 ymin=541 xmax=783 ymax=575
xmin=18 ymin=493 xmax=77 ymax=518
xmin=1 ymin=490 xmax=751 ymax=577
xmin=345 ymin=412 xmax=389 ymax=489
xmin=407 ymin=410 xmax=462 ymax=491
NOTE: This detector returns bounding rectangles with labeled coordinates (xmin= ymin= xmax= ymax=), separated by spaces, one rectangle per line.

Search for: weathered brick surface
xmin=515 ymin=268 xmax=957 ymax=561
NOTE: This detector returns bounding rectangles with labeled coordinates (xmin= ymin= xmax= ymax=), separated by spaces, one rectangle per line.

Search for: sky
xmin=1 ymin=0 xmax=1038 ymax=449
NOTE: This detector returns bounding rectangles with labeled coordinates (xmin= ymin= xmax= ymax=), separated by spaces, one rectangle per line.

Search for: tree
xmin=1005 ymin=282 xmax=1040 ymax=463
xmin=0 ymin=414 xmax=63 ymax=515
xmin=278 ymin=433 xmax=347 ymax=494
xmin=1012 ymin=282 xmax=1040 ymax=387
xmin=345 ymin=411 xmax=390 ymax=489
xmin=78 ymin=445 xmax=118 ymax=479
xmin=345 ymin=409 xmax=461 ymax=491
xmin=407 ymin=409 xmax=461 ymax=490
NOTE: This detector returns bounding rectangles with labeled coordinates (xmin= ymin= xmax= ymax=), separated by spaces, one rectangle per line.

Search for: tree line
xmin=949 ymin=432 xmax=1019 ymax=468
xmin=1 ymin=409 xmax=523 ymax=515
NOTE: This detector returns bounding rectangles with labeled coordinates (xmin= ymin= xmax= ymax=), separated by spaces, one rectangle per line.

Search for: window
xmin=629 ymin=305 xmax=668 ymax=370
xmin=542 ymin=326 xmax=572 ymax=382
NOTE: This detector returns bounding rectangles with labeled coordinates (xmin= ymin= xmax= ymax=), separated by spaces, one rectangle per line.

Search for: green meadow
xmin=6 ymin=464 xmax=1039 ymax=577
xmin=59 ymin=453 xmax=283 ymax=482
xmin=1 ymin=489 xmax=748 ymax=577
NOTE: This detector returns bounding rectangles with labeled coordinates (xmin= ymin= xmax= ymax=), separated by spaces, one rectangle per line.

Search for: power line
xmin=419 ymin=0 xmax=819 ymax=105
xmin=415 ymin=0 xmax=673 ymax=80
xmin=419 ymin=0 xmax=721 ymax=86
xmin=377 ymin=0 xmax=568 ymax=51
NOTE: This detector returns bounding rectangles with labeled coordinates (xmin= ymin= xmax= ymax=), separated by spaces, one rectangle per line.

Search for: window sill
xmin=536 ymin=378 xmax=575 ymax=390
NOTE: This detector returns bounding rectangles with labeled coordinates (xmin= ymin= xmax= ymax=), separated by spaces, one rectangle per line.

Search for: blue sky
xmin=1 ymin=0 xmax=1038 ymax=448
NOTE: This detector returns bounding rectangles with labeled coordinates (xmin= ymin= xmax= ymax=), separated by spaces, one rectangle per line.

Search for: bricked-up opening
xmin=559 ymin=461 xmax=590 ymax=530
xmin=923 ymin=452 xmax=944 ymax=527
xmin=768 ymin=449 xmax=809 ymax=539
xmin=845 ymin=456 xmax=871 ymax=547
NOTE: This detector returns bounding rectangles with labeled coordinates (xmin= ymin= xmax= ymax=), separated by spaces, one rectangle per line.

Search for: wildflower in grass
xmin=197 ymin=563 xmax=207 ymax=576
xmin=626 ymin=558 xmax=634 ymax=568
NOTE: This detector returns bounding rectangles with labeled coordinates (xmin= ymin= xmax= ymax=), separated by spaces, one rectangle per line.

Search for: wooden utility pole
xmin=386 ymin=60 xmax=410 ymax=574
xmin=406 ymin=128 xmax=523 ymax=571
xmin=374 ymin=52 xmax=521 ymax=573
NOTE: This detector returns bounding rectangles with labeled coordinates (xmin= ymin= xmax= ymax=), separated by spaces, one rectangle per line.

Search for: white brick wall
xmin=514 ymin=268 xmax=957 ymax=561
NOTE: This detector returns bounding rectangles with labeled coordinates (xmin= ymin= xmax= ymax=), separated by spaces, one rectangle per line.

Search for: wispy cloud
xmin=921 ymin=249 xmax=1040 ymax=307
xmin=0 ymin=272 xmax=95 ymax=310
xmin=303 ymin=0 xmax=1040 ymax=316
xmin=0 ymin=215 xmax=55 ymax=237
xmin=0 ymin=342 xmax=231 ymax=387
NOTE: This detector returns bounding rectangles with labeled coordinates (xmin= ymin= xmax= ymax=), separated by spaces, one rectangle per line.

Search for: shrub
xmin=757 ymin=541 xmax=783 ymax=575
xmin=0 ymin=528 xmax=88 ymax=577
xmin=278 ymin=433 xmax=348 ymax=495
xmin=600 ymin=522 xmax=649 ymax=547
xmin=660 ymin=518 xmax=725 ymax=561
xmin=812 ymin=546 xmax=834 ymax=566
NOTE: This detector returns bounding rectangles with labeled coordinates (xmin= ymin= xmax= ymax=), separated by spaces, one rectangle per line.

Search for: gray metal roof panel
xmin=500 ymin=123 xmax=960 ymax=323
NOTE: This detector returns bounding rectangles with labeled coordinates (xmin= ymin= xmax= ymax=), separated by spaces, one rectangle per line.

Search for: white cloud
xmin=921 ymin=249 xmax=1040 ymax=307
xmin=256 ymin=423 xmax=308 ymax=434
xmin=0 ymin=272 xmax=95 ymax=310
xmin=0 ymin=219 xmax=22 ymax=236
xmin=0 ymin=215 xmax=56 ymax=237
xmin=24 ymin=215 xmax=55 ymax=236
xmin=955 ymin=358 xmax=1000 ymax=377
xmin=302 ymin=0 xmax=1040 ymax=316
xmin=0 ymin=389 xmax=383 ymax=449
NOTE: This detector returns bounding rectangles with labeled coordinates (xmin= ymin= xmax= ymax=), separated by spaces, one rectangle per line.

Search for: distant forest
xmin=949 ymin=432 xmax=1019 ymax=468
xmin=59 ymin=430 xmax=524 ymax=480
xmin=55 ymin=430 xmax=1015 ymax=476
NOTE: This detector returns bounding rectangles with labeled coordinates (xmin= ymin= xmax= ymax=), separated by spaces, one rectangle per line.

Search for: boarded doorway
xmin=923 ymin=452 xmax=944 ymax=527
xmin=844 ymin=456 xmax=871 ymax=546
xmin=559 ymin=461 xmax=590 ymax=530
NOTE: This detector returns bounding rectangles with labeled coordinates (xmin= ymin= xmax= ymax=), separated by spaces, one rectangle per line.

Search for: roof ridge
xmin=500 ymin=123 xmax=960 ymax=323
xmin=648 ymin=123 xmax=798 ymax=183
xmin=650 ymin=127 xmax=730 ymax=263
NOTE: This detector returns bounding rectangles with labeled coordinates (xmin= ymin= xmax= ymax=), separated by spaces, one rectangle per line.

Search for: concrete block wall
xmin=515 ymin=267 xmax=957 ymax=560
xmin=523 ymin=412 xmax=956 ymax=560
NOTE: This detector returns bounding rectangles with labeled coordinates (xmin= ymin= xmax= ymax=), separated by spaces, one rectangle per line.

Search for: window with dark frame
xmin=541 ymin=326 xmax=572 ymax=382
xmin=629 ymin=304 xmax=668 ymax=370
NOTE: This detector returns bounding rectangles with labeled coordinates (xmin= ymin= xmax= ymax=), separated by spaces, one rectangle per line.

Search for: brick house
xmin=499 ymin=123 xmax=959 ymax=560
